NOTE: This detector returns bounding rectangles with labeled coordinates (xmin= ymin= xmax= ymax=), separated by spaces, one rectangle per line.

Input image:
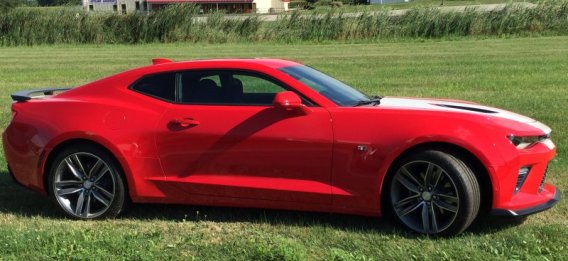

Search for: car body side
xmin=2 ymin=59 xmax=557 ymax=217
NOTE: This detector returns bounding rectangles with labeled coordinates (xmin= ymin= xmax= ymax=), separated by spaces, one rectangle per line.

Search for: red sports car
xmin=3 ymin=58 xmax=560 ymax=235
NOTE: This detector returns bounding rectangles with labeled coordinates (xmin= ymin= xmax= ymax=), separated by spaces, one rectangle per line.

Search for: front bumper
xmin=492 ymin=189 xmax=561 ymax=216
xmin=7 ymin=164 xmax=26 ymax=188
xmin=490 ymin=139 xmax=560 ymax=217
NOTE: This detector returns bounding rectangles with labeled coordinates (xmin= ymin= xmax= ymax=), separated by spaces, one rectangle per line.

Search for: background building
xmin=369 ymin=0 xmax=408 ymax=4
xmin=83 ymin=0 xmax=290 ymax=14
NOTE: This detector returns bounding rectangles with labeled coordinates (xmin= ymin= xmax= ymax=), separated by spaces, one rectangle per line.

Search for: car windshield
xmin=278 ymin=65 xmax=370 ymax=106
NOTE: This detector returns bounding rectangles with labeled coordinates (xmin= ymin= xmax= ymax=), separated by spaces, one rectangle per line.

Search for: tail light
xmin=10 ymin=108 xmax=17 ymax=121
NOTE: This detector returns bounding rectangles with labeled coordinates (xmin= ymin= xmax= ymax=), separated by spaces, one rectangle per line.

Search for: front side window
xmin=180 ymin=70 xmax=308 ymax=106
xmin=131 ymin=72 xmax=176 ymax=102
xmin=234 ymin=74 xmax=283 ymax=94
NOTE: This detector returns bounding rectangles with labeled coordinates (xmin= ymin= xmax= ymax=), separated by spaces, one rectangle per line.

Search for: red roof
xmin=175 ymin=59 xmax=301 ymax=69
xmin=147 ymin=0 xmax=253 ymax=3
xmin=131 ymin=59 xmax=301 ymax=74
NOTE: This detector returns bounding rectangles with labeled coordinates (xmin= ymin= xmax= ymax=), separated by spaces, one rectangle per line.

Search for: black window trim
xmin=128 ymin=68 xmax=319 ymax=107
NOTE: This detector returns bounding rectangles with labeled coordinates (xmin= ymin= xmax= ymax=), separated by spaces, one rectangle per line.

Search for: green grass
xmin=1 ymin=36 xmax=567 ymax=259
xmin=309 ymin=0 xmax=536 ymax=13
xmin=2 ymin=1 xmax=568 ymax=45
xmin=385 ymin=0 xmax=536 ymax=8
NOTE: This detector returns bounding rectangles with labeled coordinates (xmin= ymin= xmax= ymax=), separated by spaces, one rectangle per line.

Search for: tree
xmin=304 ymin=0 xmax=318 ymax=10
xmin=0 ymin=0 xmax=20 ymax=12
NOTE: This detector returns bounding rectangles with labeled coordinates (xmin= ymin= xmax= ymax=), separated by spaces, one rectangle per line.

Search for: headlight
xmin=507 ymin=134 xmax=549 ymax=149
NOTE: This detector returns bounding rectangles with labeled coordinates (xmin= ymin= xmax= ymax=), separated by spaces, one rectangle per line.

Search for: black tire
xmin=47 ymin=143 xmax=127 ymax=219
xmin=386 ymin=150 xmax=480 ymax=236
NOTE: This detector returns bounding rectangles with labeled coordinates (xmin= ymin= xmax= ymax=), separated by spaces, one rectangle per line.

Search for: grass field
xmin=0 ymin=36 xmax=567 ymax=259
xmin=309 ymin=0 xmax=535 ymax=13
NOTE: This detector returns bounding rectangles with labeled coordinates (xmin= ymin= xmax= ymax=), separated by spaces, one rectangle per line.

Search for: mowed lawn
xmin=0 ymin=37 xmax=567 ymax=260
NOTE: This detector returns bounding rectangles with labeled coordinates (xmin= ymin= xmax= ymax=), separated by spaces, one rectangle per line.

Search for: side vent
xmin=152 ymin=58 xmax=173 ymax=65
xmin=515 ymin=166 xmax=531 ymax=194
xmin=539 ymin=165 xmax=549 ymax=193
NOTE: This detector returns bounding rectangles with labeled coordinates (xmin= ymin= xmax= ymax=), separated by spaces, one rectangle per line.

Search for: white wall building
xmin=84 ymin=0 xmax=289 ymax=14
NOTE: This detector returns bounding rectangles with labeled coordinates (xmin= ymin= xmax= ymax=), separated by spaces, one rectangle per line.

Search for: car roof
xmin=152 ymin=58 xmax=301 ymax=69
xmin=116 ymin=58 xmax=303 ymax=77
xmin=63 ymin=58 xmax=305 ymax=98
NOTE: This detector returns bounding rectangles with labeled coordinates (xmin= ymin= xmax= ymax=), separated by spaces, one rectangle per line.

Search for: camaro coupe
xmin=3 ymin=58 xmax=560 ymax=235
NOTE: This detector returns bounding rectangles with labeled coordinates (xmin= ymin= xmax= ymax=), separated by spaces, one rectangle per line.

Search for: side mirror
xmin=272 ymin=91 xmax=311 ymax=114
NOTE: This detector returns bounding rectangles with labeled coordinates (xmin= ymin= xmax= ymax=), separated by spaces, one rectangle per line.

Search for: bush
xmin=330 ymin=1 xmax=344 ymax=8
xmin=0 ymin=1 xmax=567 ymax=45
xmin=0 ymin=0 xmax=23 ymax=13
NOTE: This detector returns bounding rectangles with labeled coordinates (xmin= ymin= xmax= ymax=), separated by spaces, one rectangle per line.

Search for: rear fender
xmin=40 ymin=133 xmax=136 ymax=197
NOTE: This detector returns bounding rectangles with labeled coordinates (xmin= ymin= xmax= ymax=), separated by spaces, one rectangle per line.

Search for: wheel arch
xmin=41 ymin=137 xmax=133 ymax=200
xmin=380 ymin=141 xmax=494 ymax=215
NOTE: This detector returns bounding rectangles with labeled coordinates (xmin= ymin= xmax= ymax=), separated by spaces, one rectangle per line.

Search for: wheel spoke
xmin=421 ymin=203 xmax=430 ymax=233
xmin=95 ymin=185 xmax=113 ymax=198
xmin=430 ymin=204 xmax=439 ymax=233
xmin=91 ymin=190 xmax=111 ymax=207
xmin=57 ymin=187 xmax=82 ymax=196
xmin=400 ymin=166 xmax=422 ymax=188
xmin=394 ymin=194 xmax=420 ymax=209
xmin=431 ymin=168 xmax=443 ymax=190
xmin=396 ymin=167 xmax=423 ymax=193
xmin=435 ymin=192 xmax=459 ymax=202
xmin=65 ymin=158 xmax=83 ymax=180
xmin=75 ymin=191 xmax=86 ymax=216
xmin=88 ymin=159 xmax=103 ymax=180
xmin=72 ymin=154 xmax=87 ymax=178
xmin=55 ymin=180 xmax=82 ymax=188
xmin=398 ymin=201 xmax=423 ymax=217
xmin=93 ymin=165 xmax=110 ymax=184
xmin=424 ymin=163 xmax=434 ymax=187
xmin=434 ymin=200 xmax=458 ymax=213
xmin=396 ymin=176 xmax=421 ymax=193
xmin=84 ymin=193 xmax=92 ymax=218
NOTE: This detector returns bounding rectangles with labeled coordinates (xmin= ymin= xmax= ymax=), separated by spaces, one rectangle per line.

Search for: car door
xmin=155 ymin=69 xmax=334 ymax=204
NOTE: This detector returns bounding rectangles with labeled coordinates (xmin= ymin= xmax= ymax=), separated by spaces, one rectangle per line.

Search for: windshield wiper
xmin=353 ymin=95 xmax=382 ymax=107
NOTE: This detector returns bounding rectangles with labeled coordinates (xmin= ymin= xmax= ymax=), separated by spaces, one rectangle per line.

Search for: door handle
xmin=171 ymin=118 xmax=200 ymax=128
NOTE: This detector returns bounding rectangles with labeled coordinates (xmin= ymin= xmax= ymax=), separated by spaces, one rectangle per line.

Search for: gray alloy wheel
xmin=389 ymin=150 xmax=480 ymax=235
xmin=49 ymin=145 xmax=126 ymax=219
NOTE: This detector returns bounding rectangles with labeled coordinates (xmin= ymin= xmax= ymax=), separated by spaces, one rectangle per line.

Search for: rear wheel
xmin=388 ymin=150 xmax=480 ymax=236
xmin=48 ymin=144 xmax=126 ymax=219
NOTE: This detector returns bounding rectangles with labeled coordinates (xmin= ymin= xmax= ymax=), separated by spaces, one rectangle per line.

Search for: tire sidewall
xmin=47 ymin=144 xmax=126 ymax=219
xmin=386 ymin=150 xmax=480 ymax=236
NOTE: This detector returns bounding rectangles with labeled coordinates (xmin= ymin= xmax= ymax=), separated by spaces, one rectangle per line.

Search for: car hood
xmin=379 ymin=97 xmax=551 ymax=134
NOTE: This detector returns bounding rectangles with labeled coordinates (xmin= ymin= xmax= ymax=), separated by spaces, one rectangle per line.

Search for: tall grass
xmin=1 ymin=1 xmax=567 ymax=45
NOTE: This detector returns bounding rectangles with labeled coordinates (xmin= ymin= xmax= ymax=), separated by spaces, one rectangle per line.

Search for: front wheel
xmin=48 ymin=144 xmax=127 ymax=219
xmin=388 ymin=150 xmax=480 ymax=236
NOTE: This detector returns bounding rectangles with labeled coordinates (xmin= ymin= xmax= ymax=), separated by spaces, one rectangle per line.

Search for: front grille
xmin=539 ymin=165 xmax=549 ymax=193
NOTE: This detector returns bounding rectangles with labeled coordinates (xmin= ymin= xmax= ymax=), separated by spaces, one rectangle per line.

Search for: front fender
xmin=329 ymin=107 xmax=505 ymax=214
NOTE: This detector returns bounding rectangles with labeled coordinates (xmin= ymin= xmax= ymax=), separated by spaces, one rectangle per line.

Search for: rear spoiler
xmin=11 ymin=87 xmax=72 ymax=102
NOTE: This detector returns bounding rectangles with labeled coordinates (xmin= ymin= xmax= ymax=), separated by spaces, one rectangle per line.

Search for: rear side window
xmin=131 ymin=72 xmax=176 ymax=102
